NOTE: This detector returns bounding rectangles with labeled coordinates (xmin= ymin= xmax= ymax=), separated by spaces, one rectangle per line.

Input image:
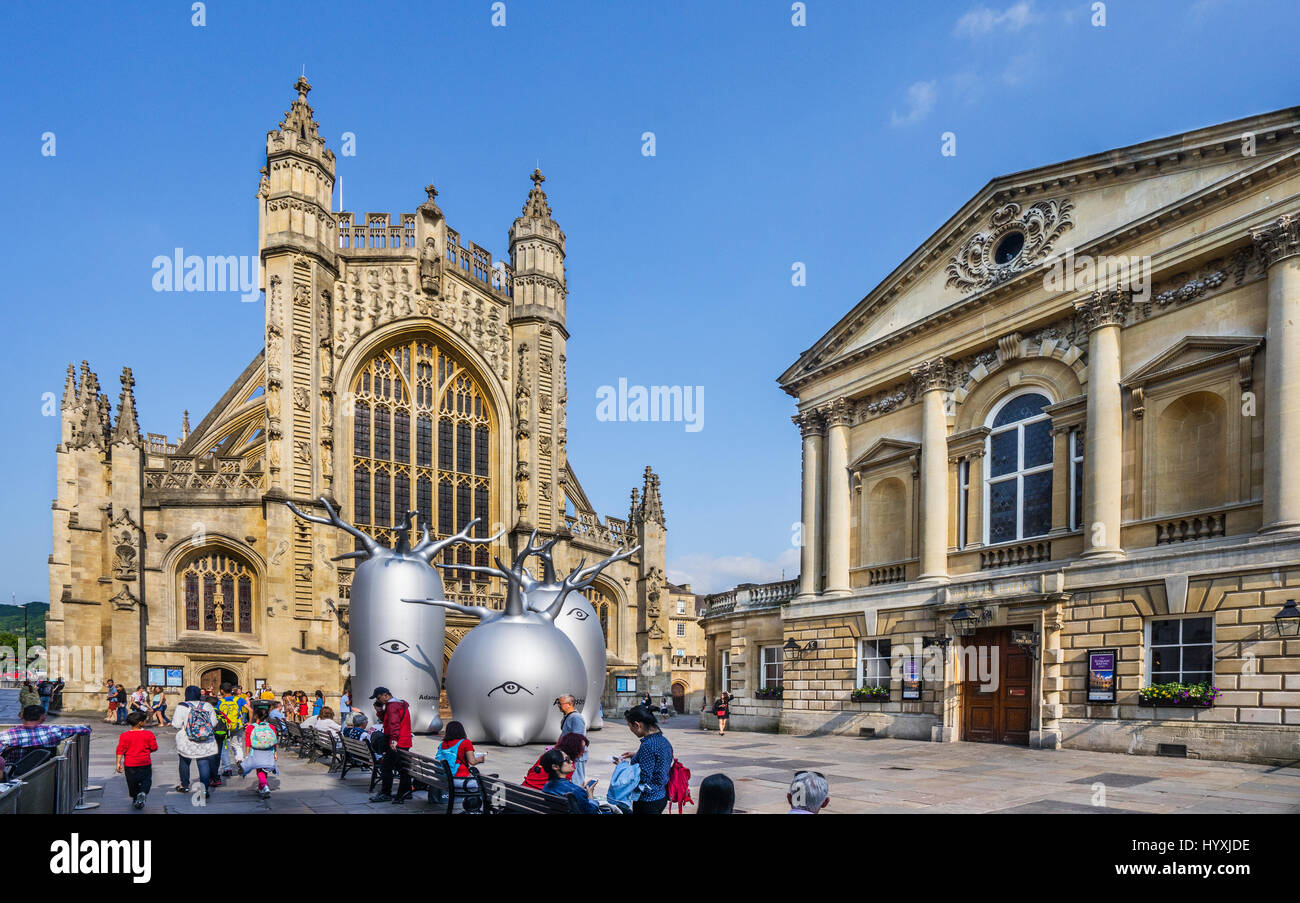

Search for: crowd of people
xmin=4 ymin=679 xmax=832 ymax=814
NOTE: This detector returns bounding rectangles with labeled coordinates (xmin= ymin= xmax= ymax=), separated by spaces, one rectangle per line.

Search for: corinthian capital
xmin=1073 ymin=288 xmax=1132 ymax=332
xmin=823 ymin=397 xmax=854 ymax=428
xmin=909 ymin=356 xmax=955 ymax=393
xmin=792 ymin=409 xmax=826 ymax=438
xmin=1251 ymin=214 xmax=1300 ymax=268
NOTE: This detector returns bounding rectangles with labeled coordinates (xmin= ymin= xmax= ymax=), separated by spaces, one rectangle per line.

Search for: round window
xmin=993 ymin=231 xmax=1025 ymax=265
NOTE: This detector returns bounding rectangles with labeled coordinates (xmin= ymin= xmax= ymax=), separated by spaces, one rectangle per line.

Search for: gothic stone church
xmin=46 ymin=79 xmax=704 ymax=715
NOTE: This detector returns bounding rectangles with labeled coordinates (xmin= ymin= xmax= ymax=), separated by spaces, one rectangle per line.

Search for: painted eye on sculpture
xmin=566 ymin=608 xmax=589 ymax=621
xmin=488 ymin=680 xmax=533 ymax=697
xmin=379 ymin=639 xmax=410 ymax=655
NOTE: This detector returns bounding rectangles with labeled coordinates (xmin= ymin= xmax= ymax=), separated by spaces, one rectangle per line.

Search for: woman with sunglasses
xmin=539 ymin=747 xmax=601 ymax=813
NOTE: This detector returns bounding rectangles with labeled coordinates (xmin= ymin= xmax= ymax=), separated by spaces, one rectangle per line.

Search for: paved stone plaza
xmin=8 ymin=694 xmax=1298 ymax=814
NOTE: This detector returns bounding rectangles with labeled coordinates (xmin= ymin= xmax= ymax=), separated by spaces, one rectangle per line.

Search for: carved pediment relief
xmin=110 ymin=585 xmax=139 ymax=611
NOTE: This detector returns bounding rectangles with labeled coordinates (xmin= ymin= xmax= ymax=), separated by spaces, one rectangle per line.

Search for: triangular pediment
xmin=780 ymin=106 xmax=1300 ymax=396
xmin=851 ymin=438 xmax=920 ymax=471
xmin=1123 ymin=335 xmax=1263 ymax=387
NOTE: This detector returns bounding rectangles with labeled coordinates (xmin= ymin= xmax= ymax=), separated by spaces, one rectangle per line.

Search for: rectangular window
xmin=416 ymin=475 xmax=432 ymax=530
xmin=374 ymin=407 xmax=390 ymax=460
xmin=958 ymin=459 xmax=970 ymax=549
xmin=438 ymin=420 xmax=453 ymax=471
xmin=475 ymin=426 xmax=489 ymax=476
xmin=720 ymin=650 xmax=731 ymax=694
xmin=220 ymin=575 xmax=235 ymax=632
xmin=676 ymin=623 xmax=685 ymax=637
xmin=438 ymin=480 xmax=454 ymax=535
xmin=184 ymin=573 xmax=199 ymax=631
xmin=1148 ymin=616 xmax=1214 ymax=685
xmin=374 ymin=469 xmax=391 ymax=527
xmin=354 ymin=404 xmax=370 ymax=457
xmin=416 ymin=417 xmax=432 ymax=468
xmin=238 ymin=576 xmax=252 ymax=633
xmin=676 ymin=599 xmax=686 ymax=614
xmin=353 ymin=468 xmax=371 ymax=524
xmin=859 ymin=639 xmax=892 ymax=689
xmin=1069 ymin=428 xmax=1084 ymax=531
xmin=760 ymin=645 xmax=784 ymax=690
xmin=393 ymin=411 xmax=410 ymax=463
xmin=456 ymin=423 xmax=471 ymax=473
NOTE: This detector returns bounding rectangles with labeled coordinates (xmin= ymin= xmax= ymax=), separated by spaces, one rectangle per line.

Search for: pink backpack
xmin=666 ymin=759 xmax=693 ymax=813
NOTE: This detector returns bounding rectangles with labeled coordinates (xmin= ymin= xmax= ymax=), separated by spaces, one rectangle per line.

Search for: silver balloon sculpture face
xmin=416 ymin=534 xmax=639 ymax=745
xmin=287 ymin=499 xmax=500 ymax=735
xmin=525 ymin=584 xmax=607 ymax=731
xmin=441 ymin=612 xmax=587 ymax=746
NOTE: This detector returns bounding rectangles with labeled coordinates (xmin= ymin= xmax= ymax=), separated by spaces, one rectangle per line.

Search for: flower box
xmin=753 ymin=687 xmax=784 ymax=700
xmin=850 ymin=686 xmax=890 ymax=702
xmin=1138 ymin=682 xmax=1220 ymax=708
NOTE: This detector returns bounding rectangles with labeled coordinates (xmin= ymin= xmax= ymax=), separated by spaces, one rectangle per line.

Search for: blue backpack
xmin=435 ymin=739 xmax=463 ymax=776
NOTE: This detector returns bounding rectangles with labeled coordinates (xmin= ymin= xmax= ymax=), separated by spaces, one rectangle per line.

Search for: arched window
xmin=350 ymin=336 xmax=493 ymax=576
xmin=180 ymin=550 xmax=256 ymax=634
xmin=582 ymin=585 xmax=616 ymax=646
xmin=985 ymin=391 xmax=1053 ymax=544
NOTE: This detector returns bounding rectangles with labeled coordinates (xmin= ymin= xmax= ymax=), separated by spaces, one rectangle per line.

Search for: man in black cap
xmin=367 ymin=687 xmax=414 ymax=803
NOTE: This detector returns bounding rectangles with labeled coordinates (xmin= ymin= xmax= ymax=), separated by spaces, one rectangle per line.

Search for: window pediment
xmin=1123 ymin=335 xmax=1263 ymax=390
xmin=851 ymin=438 xmax=920 ymax=472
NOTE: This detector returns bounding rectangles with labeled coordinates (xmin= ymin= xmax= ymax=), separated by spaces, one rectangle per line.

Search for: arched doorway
xmin=671 ymin=681 xmax=687 ymax=714
xmin=199 ymin=667 xmax=238 ymax=696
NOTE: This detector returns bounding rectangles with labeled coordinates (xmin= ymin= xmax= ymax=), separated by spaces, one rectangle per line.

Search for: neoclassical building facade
xmin=45 ymin=79 xmax=704 ymax=716
xmin=702 ymin=107 xmax=1300 ymax=764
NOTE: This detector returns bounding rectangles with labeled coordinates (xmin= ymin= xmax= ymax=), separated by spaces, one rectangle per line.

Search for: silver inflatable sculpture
xmin=516 ymin=533 xmax=637 ymax=731
xmin=285 ymin=498 xmax=500 ymax=734
xmin=405 ymin=546 xmax=609 ymax=746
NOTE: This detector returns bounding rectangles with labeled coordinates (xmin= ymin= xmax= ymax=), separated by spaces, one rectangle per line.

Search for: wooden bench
xmin=283 ymin=721 xmax=304 ymax=755
xmin=394 ymin=748 xmax=485 ymax=814
xmin=473 ymin=769 xmax=589 ymax=815
xmin=308 ymin=728 xmax=342 ymax=772
xmin=338 ymin=734 xmax=380 ymax=792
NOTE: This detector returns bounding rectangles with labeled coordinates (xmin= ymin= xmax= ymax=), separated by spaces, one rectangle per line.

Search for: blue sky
xmin=1 ymin=0 xmax=1296 ymax=601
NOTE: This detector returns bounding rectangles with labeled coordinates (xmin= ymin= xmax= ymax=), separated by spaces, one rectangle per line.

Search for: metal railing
xmin=0 ymin=728 xmax=98 ymax=813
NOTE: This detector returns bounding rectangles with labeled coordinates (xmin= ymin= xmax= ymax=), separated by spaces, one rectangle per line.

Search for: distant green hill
xmin=0 ymin=602 xmax=49 ymax=646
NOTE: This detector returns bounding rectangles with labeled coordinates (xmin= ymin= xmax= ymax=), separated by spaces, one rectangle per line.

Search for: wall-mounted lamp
xmin=783 ymin=637 xmax=818 ymax=660
xmin=951 ymin=602 xmax=994 ymax=638
xmin=1275 ymin=599 xmax=1300 ymax=638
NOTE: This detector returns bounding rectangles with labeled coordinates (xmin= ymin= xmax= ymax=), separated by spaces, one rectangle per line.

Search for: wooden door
xmin=671 ymin=682 xmax=686 ymax=714
xmin=961 ymin=626 xmax=1032 ymax=745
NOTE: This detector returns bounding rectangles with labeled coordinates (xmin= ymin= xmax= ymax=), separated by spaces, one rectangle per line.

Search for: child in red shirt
xmin=115 ymin=711 xmax=158 ymax=810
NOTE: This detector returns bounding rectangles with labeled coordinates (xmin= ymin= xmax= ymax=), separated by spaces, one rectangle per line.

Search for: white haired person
xmin=787 ymin=770 xmax=830 ymax=814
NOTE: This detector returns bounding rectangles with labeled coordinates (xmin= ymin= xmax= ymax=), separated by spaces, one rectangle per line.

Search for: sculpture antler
xmin=286 ymin=498 xmax=380 ymax=559
xmin=390 ymin=510 xmax=419 ymax=555
xmin=401 ymin=596 xmax=501 ymax=623
xmin=512 ymin=529 xmax=562 ymax=581
xmin=412 ymin=517 xmax=504 ymax=562
xmin=538 ymin=558 xmax=591 ymax=623
xmin=572 ymin=544 xmax=641 ymax=584
xmin=494 ymin=556 xmax=530 ymax=617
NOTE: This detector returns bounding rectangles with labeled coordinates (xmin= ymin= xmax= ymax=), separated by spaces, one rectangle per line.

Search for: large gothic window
xmin=582 ymin=585 xmax=616 ymax=647
xmin=180 ymin=551 xmax=255 ymax=634
xmin=985 ymin=391 xmax=1053 ymax=544
xmin=350 ymin=337 xmax=493 ymax=573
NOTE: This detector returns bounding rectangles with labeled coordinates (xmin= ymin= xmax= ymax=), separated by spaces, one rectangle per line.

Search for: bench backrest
xmin=396 ymin=748 xmax=454 ymax=791
xmin=340 ymin=735 xmax=374 ymax=763
xmin=475 ymin=770 xmax=571 ymax=815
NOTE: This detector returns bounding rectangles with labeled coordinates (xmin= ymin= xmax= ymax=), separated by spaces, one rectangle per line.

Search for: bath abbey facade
xmin=46 ymin=79 xmax=705 ymax=715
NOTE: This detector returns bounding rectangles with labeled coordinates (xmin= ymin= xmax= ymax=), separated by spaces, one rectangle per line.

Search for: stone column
xmin=823 ymin=399 xmax=853 ymax=595
xmin=1253 ymin=216 xmax=1300 ymax=532
xmin=794 ymin=411 xmax=825 ymax=599
xmin=912 ymin=357 xmax=954 ymax=583
xmin=1074 ymin=289 xmax=1131 ymax=558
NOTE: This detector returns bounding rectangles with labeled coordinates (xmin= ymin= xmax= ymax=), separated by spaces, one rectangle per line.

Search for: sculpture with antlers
xmin=404 ymin=552 xmax=597 ymax=746
xmin=286 ymin=497 xmax=501 ymax=734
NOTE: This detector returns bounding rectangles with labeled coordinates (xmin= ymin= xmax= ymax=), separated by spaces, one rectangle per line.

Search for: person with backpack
xmin=217 ymin=683 xmax=247 ymax=777
xmin=242 ymin=704 xmax=279 ymax=800
xmin=618 ymin=705 xmax=673 ymax=814
xmin=434 ymin=720 xmax=486 ymax=804
xmin=204 ymin=694 xmax=227 ymax=788
xmin=170 ymin=685 xmax=218 ymax=796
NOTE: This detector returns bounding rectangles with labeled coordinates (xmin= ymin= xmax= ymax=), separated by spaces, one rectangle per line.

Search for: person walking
xmin=150 ymin=687 xmax=167 ymax=726
xmin=171 ymin=685 xmax=218 ymax=796
xmin=619 ymin=705 xmax=673 ymax=815
xmin=555 ymin=693 xmax=588 ymax=785
xmin=204 ymin=694 xmax=227 ymax=788
xmin=115 ymin=684 xmax=128 ymax=724
xmin=115 ymin=711 xmax=158 ymax=810
xmin=340 ymin=688 xmax=351 ymax=720
xmin=714 ymin=692 xmax=732 ymax=736
xmin=242 ymin=704 xmax=279 ymax=800
xmin=105 ymin=680 xmax=118 ymax=723
xmin=18 ymin=681 xmax=40 ymax=712
xmin=368 ymin=687 xmax=413 ymax=804
xmin=37 ymin=680 xmax=52 ymax=712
